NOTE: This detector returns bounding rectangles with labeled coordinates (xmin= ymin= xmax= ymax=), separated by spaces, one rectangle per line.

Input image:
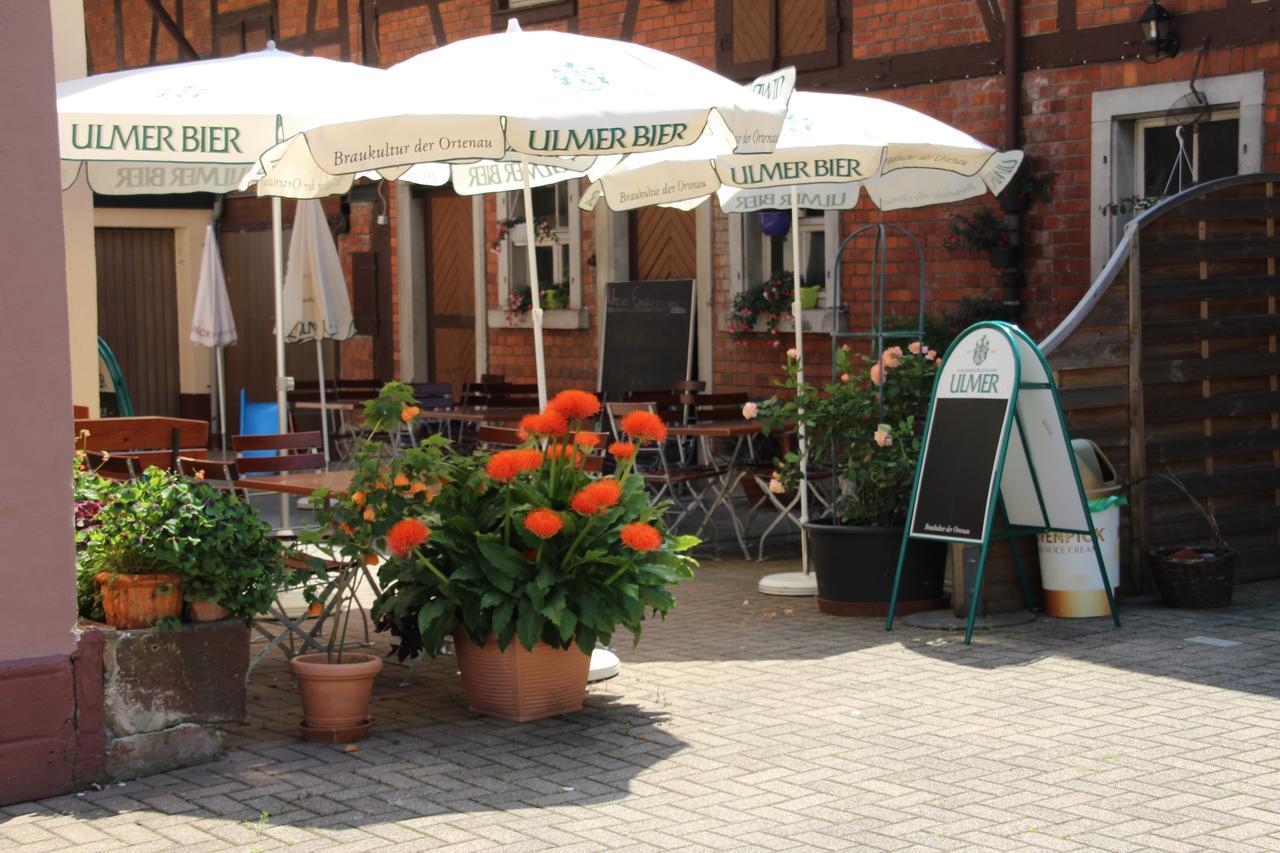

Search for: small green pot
xmin=540 ymin=290 xmax=565 ymax=310
xmin=799 ymin=286 xmax=821 ymax=310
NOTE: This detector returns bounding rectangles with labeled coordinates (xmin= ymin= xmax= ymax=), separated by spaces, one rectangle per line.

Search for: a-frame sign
xmin=886 ymin=321 xmax=1120 ymax=644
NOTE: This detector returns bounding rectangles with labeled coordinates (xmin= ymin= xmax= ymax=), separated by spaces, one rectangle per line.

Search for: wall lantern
xmin=1138 ymin=1 xmax=1180 ymax=60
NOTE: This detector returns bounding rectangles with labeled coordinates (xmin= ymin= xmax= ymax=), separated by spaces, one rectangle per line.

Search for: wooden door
xmin=219 ymin=224 xmax=334 ymax=433
xmin=425 ymin=191 xmax=476 ymax=393
xmin=630 ymin=207 xmax=697 ymax=281
xmin=95 ymin=228 xmax=180 ymax=417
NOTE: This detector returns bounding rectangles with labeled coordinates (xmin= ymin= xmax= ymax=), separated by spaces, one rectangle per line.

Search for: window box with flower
xmin=489 ymin=183 xmax=588 ymax=330
xmin=310 ymin=383 xmax=697 ymax=722
xmin=755 ymin=343 xmax=947 ymax=615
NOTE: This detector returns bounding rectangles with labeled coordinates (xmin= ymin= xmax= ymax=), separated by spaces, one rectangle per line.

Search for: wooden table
xmin=668 ymin=420 xmax=766 ymax=560
xmin=418 ymin=406 xmax=537 ymax=424
xmin=236 ymin=469 xmax=355 ymax=497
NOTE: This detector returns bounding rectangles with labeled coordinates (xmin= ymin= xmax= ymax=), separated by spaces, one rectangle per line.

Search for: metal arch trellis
xmin=822 ymin=222 xmax=927 ymax=524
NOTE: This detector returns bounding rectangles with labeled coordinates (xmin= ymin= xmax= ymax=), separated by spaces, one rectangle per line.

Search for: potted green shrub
xmin=314 ymin=383 xmax=697 ymax=722
xmin=756 ymin=343 xmax=946 ymax=615
xmin=729 ymin=270 xmax=798 ymax=341
xmin=179 ymin=479 xmax=284 ymax=622
xmin=943 ymin=207 xmax=1016 ymax=269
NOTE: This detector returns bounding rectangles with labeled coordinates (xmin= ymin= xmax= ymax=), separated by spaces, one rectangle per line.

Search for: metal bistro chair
xmin=605 ymin=401 xmax=721 ymax=551
xmin=176 ymin=455 xmax=349 ymax=675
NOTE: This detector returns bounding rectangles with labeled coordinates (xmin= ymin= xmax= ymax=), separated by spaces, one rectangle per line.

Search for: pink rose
xmin=874 ymin=428 xmax=893 ymax=448
xmin=869 ymin=363 xmax=882 ymax=386
xmin=840 ymin=373 xmax=850 ymax=383
xmin=881 ymin=346 xmax=903 ymax=369
xmin=786 ymin=347 xmax=798 ymax=359
xmin=768 ymin=477 xmax=786 ymax=495
xmin=925 ymin=348 xmax=938 ymax=362
xmin=908 ymin=341 xmax=923 ymax=355
xmin=742 ymin=401 xmax=759 ymax=420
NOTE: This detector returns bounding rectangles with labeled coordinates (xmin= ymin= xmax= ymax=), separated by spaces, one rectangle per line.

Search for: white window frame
xmin=727 ymin=209 xmax=840 ymax=330
xmin=1134 ymin=109 xmax=1240 ymax=200
xmin=1090 ymin=72 xmax=1263 ymax=276
xmin=495 ymin=180 xmax=582 ymax=310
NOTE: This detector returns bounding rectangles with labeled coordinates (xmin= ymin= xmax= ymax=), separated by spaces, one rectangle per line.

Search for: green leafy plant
xmin=79 ymin=467 xmax=282 ymax=619
xmin=942 ymin=207 xmax=1009 ymax=253
xmin=1000 ymin=165 xmax=1057 ymax=207
xmin=1099 ymin=195 xmax=1162 ymax=217
xmin=504 ymin=281 xmax=568 ymax=323
xmin=755 ymin=344 xmax=939 ymax=527
xmin=310 ymin=383 xmax=697 ymax=662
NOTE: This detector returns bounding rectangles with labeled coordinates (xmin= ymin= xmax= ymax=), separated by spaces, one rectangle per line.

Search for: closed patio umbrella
xmin=582 ymin=90 xmax=1023 ymax=594
xmin=283 ymin=199 xmax=356 ymax=464
xmin=244 ymin=20 xmax=787 ymax=406
xmin=58 ymin=45 xmax=386 ymax=433
xmin=189 ymin=223 xmax=237 ymax=450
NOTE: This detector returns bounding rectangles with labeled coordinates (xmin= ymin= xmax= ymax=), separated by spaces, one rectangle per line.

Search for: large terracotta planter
xmin=289 ymin=653 xmax=382 ymax=742
xmin=804 ymin=521 xmax=947 ymax=616
xmin=95 ymin=571 xmax=184 ymax=629
xmin=453 ymin=629 xmax=590 ymax=722
xmin=187 ymin=599 xmax=232 ymax=622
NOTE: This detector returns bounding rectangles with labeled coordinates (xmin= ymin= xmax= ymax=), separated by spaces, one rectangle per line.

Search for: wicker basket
xmin=1146 ymin=545 xmax=1235 ymax=608
xmin=1140 ymin=470 xmax=1235 ymax=608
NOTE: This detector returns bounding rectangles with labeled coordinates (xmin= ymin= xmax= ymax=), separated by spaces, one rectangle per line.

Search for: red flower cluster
xmin=620 ymin=410 xmax=667 ymax=445
xmin=570 ymin=478 xmax=622 ymax=516
xmin=519 ymin=409 xmax=569 ymax=438
xmin=523 ymin=507 xmax=564 ymax=539
xmin=573 ymin=431 xmax=601 ymax=449
xmin=388 ymin=518 xmax=431 ymax=557
xmin=620 ymin=522 xmax=662 ymax=552
xmin=486 ymin=448 xmax=543 ymax=482
xmin=549 ymin=390 xmax=601 ymax=422
xmin=608 ymin=441 xmax=636 ymax=460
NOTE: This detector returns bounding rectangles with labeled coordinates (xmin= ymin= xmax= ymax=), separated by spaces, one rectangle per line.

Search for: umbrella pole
xmin=519 ymin=154 xmax=550 ymax=409
xmin=316 ymin=338 xmax=330 ymax=467
xmin=758 ymin=194 xmax=817 ymax=597
xmin=271 ymin=195 xmax=290 ymax=530
xmin=216 ymin=345 xmax=228 ymax=453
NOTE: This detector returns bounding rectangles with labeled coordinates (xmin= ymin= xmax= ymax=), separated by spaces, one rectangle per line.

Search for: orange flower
xmin=620 ymin=522 xmax=662 ymax=552
xmin=393 ymin=474 xmax=410 ymax=488
xmin=339 ymin=523 xmax=354 ymax=536
xmin=523 ymin=507 xmax=564 ymax=538
xmin=388 ymin=517 xmax=430 ymax=557
xmin=486 ymin=448 xmax=542 ymax=482
xmin=608 ymin=441 xmax=636 ymax=460
xmin=408 ymin=482 xmax=429 ymax=495
xmin=401 ymin=405 xmax=421 ymax=422
xmin=519 ymin=409 xmax=570 ymax=438
xmin=549 ymin=390 xmax=601 ymax=421
xmin=365 ymin=554 xmax=380 ymax=565
xmin=351 ymin=490 xmax=366 ymax=505
xmin=363 ymin=506 xmax=376 ymax=522
xmin=573 ymin=431 xmax=601 ymax=449
xmin=620 ymin=410 xmax=667 ymax=445
xmin=545 ymin=443 xmax=585 ymax=468
xmin=570 ymin=478 xmax=622 ymax=515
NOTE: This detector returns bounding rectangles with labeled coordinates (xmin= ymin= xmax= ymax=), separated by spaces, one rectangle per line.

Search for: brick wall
xmin=81 ymin=0 xmax=1280 ymax=398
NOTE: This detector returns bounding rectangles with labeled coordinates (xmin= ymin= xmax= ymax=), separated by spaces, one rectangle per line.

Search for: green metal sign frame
xmin=886 ymin=321 xmax=1120 ymax=644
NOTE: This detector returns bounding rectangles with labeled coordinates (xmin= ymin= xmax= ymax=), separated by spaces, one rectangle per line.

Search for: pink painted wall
xmin=0 ymin=2 xmax=76 ymax=660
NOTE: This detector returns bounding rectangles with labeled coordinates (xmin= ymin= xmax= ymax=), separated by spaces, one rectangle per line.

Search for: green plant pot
xmin=798 ymin=286 xmax=821 ymax=310
xmin=540 ymin=290 xmax=564 ymax=310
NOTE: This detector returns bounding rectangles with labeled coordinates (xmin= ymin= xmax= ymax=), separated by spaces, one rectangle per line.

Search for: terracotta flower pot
xmin=95 ymin=571 xmax=183 ymax=629
xmin=453 ymin=629 xmax=590 ymax=722
xmin=289 ymin=653 xmax=383 ymax=742
xmin=187 ymin=599 xmax=232 ymax=622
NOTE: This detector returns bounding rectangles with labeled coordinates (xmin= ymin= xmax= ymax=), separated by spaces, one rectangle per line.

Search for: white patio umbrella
xmin=244 ymin=20 xmax=788 ymax=406
xmin=283 ymin=200 xmax=356 ymax=465
xmin=58 ymin=46 xmax=386 ymax=433
xmin=189 ymin=223 xmax=237 ymax=451
xmin=581 ymin=90 xmax=1024 ymax=594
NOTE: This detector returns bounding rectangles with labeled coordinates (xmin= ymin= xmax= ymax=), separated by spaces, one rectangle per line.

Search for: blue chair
xmin=239 ymin=389 xmax=281 ymax=467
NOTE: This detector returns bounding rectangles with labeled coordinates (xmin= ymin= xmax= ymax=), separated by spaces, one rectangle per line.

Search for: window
xmin=1089 ymin=72 xmax=1263 ymax=275
xmin=1136 ymin=113 xmax=1239 ymax=200
xmin=496 ymin=181 xmax=581 ymax=311
xmin=715 ymin=0 xmax=840 ymax=78
xmin=492 ymin=0 xmax=576 ymax=28
xmin=728 ymin=208 xmax=840 ymax=329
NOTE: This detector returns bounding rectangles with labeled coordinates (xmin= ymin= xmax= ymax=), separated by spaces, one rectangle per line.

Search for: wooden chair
xmin=75 ymin=416 xmax=209 ymax=474
xmin=232 ymin=431 xmax=327 ymax=477
xmin=85 ymin=450 xmax=140 ymax=480
xmin=605 ymin=401 xmax=721 ymax=547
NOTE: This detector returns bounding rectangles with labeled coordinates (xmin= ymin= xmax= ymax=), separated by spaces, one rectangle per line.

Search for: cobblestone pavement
xmin=5 ymin=560 xmax=1280 ymax=851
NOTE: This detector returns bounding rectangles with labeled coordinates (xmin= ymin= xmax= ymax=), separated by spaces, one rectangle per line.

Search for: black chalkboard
xmin=598 ymin=280 xmax=695 ymax=403
xmin=909 ymin=397 xmax=1011 ymax=543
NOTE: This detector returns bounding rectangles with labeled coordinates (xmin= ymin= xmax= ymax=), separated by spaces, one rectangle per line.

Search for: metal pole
xmin=790 ymin=194 xmax=810 ymax=575
xmin=271 ymin=195 xmax=288 ymax=434
xmin=316 ymin=338 xmax=329 ymax=467
xmin=216 ymin=345 xmax=228 ymax=453
xmin=519 ymin=154 xmax=549 ymax=409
